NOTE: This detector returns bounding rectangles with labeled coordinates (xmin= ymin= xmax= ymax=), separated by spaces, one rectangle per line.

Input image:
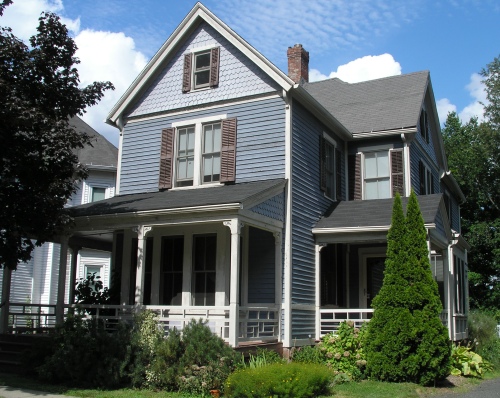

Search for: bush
xmin=291 ymin=344 xmax=324 ymax=364
xmin=243 ymin=348 xmax=284 ymax=369
xmin=36 ymin=315 xmax=130 ymax=388
xmin=318 ymin=321 xmax=367 ymax=381
xmin=365 ymin=193 xmax=451 ymax=385
xmin=468 ymin=310 xmax=500 ymax=367
xmin=225 ymin=362 xmax=333 ymax=398
xmin=450 ymin=343 xmax=493 ymax=378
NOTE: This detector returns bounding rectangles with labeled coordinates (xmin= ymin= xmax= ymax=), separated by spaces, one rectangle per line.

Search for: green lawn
xmin=0 ymin=371 xmax=498 ymax=398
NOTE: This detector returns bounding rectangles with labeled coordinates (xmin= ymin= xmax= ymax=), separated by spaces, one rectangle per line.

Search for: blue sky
xmin=2 ymin=0 xmax=499 ymax=146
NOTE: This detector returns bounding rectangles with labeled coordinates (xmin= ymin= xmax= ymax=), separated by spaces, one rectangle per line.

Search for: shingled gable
xmin=70 ymin=116 xmax=118 ymax=169
xmin=106 ymin=2 xmax=294 ymax=128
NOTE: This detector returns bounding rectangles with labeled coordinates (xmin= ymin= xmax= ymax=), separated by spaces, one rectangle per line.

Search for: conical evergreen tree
xmin=365 ymin=192 xmax=450 ymax=385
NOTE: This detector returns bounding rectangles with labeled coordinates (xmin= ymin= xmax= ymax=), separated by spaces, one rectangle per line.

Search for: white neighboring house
xmin=1 ymin=116 xmax=118 ymax=307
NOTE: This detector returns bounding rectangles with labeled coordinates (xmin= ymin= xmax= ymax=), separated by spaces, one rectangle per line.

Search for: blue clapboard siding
xmin=450 ymin=194 xmax=460 ymax=232
xmin=120 ymin=96 xmax=286 ymax=195
xmin=417 ymin=105 xmax=438 ymax=166
xmin=247 ymin=227 xmax=275 ymax=303
xmin=249 ymin=192 xmax=285 ymax=222
xmin=127 ymin=22 xmax=280 ymax=118
xmin=291 ymin=100 xmax=345 ymax=312
xmin=291 ymin=309 xmax=316 ymax=339
xmin=410 ymin=143 xmax=440 ymax=195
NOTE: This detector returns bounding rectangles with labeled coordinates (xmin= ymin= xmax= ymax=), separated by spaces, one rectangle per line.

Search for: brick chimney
xmin=287 ymin=44 xmax=309 ymax=83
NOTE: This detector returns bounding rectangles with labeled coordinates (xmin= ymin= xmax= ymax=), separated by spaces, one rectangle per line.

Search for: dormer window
xmin=420 ymin=109 xmax=430 ymax=143
xmin=182 ymin=47 xmax=220 ymax=92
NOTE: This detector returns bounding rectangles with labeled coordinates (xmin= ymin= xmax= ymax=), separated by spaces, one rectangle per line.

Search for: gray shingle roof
xmin=70 ymin=116 xmax=118 ymax=168
xmin=70 ymin=179 xmax=286 ymax=218
xmin=302 ymin=71 xmax=429 ymax=134
xmin=314 ymin=194 xmax=443 ymax=230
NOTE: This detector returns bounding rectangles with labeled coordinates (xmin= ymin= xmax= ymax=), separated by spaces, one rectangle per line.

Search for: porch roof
xmin=314 ymin=194 xmax=443 ymax=231
xmin=69 ymin=178 xmax=286 ymax=218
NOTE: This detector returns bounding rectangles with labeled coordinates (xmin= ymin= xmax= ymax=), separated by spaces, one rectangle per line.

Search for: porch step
xmin=235 ymin=341 xmax=283 ymax=358
xmin=0 ymin=334 xmax=49 ymax=374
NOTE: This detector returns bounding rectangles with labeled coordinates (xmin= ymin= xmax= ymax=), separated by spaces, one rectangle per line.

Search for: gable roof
xmin=303 ymin=71 xmax=429 ymax=135
xmin=70 ymin=116 xmax=118 ymax=169
xmin=314 ymin=194 xmax=443 ymax=230
xmin=70 ymin=178 xmax=285 ymax=218
xmin=106 ymin=2 xmax=294 ymax=128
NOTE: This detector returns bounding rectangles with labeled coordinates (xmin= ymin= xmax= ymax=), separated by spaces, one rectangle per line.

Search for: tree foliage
xmin=365 ymin=192 xmax=450 ymax=385
xmin=442 ymin=55 xmax=500 ymax=310
xmin=0 ymin=6 xmax=113 ymax=269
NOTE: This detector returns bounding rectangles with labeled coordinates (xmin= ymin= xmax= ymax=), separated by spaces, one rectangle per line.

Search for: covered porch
xmin=313 ymin=195 xmax=470 ymax=341
xmin=7 ymin=180 xmax=286 ymax=347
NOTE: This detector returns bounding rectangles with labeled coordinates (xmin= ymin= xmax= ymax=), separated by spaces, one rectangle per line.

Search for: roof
xmin=70 ymin=178 xmax=286 ymax=218
xmin=314 ymin=194 xmax=443 ymax=230
xmin=302 ymin=71 xmax=429 ymax=134
xmin=70 ymin=116 xmax=118 ymax=169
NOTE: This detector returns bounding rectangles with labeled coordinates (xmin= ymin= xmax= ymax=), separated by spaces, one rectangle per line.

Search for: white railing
xmin=239 ymin=306 xmax=279 ymax=342
xmin=320 ymin=308 xmax=373 ymax=336
xmin=8 ymin=303 xmax=56 ymax=332
xmin=454 ymin=314 xmax=468 ymax=340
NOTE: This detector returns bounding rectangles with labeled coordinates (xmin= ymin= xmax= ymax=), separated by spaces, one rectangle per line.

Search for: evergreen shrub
xmin=468 ymin=310 xmax=500 ymax=367
xmin=365 ymin=192 xmax=451 ymax=385
xmin=224 ymin=362 xmax=333 ymax=398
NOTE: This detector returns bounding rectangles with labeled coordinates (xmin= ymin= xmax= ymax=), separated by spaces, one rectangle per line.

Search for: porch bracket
xmin=224 ymin=219 xmax=243 ymax=347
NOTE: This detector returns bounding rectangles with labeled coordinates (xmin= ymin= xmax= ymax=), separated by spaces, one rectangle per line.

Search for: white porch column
xmin=120 ymin=229 xmax=133 ymax=305
xmin=68 ymin=245 xmax=81 ymax=304
xmin=224 ymin=219 xmax=243 ymax=347
xmin=315 ymin=243 xmax=326 ymax=340
xmin=0 ymin=267 xmax=13 ymax=333
xmin=56 ymin=236 xmax=69 ymax=324
xmin=133 ymin=225 xmax=152 ymax=308
xmin=447 ymin=244 xmax=455 ymax=340
xmin=274 ymin=232 xmax=283 ymax=341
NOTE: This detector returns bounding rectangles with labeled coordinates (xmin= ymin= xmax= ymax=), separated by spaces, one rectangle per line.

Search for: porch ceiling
xmin=314 ymin=194 xmax=443 ymax=232
xmin=69 ymin=179 xmax=286 ymax=218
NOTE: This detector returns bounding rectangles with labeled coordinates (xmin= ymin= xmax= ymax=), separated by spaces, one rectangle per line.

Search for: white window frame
xmin=362 ymin=150 xmax=390 ymax=199
xmin=421 ymin=161 xmax=434 ymax=195
xmin=172 ymin=114 xmax=226 ymax=189
xmin=84 ymin=264 xmax=103 ymax=291
xmin=90 ymin=186 xmax=108 ymax=203
xmin=192 ymin=50 xmax=212 ymax=90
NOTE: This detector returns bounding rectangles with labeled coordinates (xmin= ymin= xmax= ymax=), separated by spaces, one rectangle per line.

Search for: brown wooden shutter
xmin=390 ymin=149 xmax=404 ymax=197
xmin=320 ymin=138 xmax=327 ymax=192
xmin=348 ymin=153 xmax=361 ymax=200
xmin=419 ymin=160 xmax=425 ymax=195
xmin=220 ymin=117 xmax=237 ymax=183
xmin=335 ymin=148 xmax=342 ymax=201
xmin=182 ymin=53 xmax=192 ymax=93
xmin=159 ymin=127 xmax=175 ymax=190
xmin=210 ymin=47 xmax=220 ymax=87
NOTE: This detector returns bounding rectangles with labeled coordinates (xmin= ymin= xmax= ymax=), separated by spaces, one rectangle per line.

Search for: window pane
xmin=203 ymin=156 xmax=213 ymax=180
xmin=364 ymin=153 xmax=377 ymax=179
xmin=365 ymin=180 xmax=378 ymax=199
xmin=195 ymin=52 xmax=210 ymax=69
xmin=91 ymin=187 xmax=106 ymax=202
xmin=213 ymin=154 xmax=220 ymax=181
xmin=377 ymin=178 xmax=390 ymax=198
xmin=377 ymin=152 xmax=389 ymax=177
xmin=213 ymin=124 xmax=221 ymax=149
xmin=204 ymin=125 xmax=213 ymax=153
xmin=195 ymin=70 xmax=210 ymax=86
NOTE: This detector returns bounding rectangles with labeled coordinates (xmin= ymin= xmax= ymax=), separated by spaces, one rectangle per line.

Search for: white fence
xmin=320 ymin=308 xmax=373 ymax=336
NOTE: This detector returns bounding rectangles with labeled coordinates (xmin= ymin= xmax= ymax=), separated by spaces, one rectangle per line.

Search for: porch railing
xmin=6 ymin=303 xmax=279 ymax=343
xmin=320 ymin=308 xmax=373 ymax=336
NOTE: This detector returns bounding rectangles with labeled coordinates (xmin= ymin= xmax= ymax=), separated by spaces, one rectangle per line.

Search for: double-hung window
xmin=182 ymin=47 xmax=220 ymax=92
xmin=159 ymin=116 xmax=236 ymax=190
xmin=363 ymin=151 xmax=390 ymax=199
xmin=419 ymin=160 xmax=434 ymax=195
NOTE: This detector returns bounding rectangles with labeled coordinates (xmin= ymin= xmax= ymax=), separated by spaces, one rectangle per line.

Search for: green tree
xmin=365 ymin=192 xmax=450 ymax=385
xmin=0 ymin=4 xmax=113 ymax=269
xmin=482 ymin=55 xmax=500 ymax=129
xmin=442 ymin=110 xmax=500 ymax=309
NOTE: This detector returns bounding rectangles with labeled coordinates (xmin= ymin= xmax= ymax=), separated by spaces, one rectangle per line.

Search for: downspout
xmin=401 ymin=133 xmax=411 ymax=196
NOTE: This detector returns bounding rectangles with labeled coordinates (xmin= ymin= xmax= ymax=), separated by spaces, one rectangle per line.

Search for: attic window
xmin=420 ymin=109 xmax=430 ymax=143
xmin=182 ymin=47 xmax=220 ymax=92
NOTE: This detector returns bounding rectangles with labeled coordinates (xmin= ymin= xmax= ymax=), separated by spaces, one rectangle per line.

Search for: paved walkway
xmin=0 ymin=386 xmax=76 ymax=398
xmin=436 ymin=377 xmax=500 ymax=397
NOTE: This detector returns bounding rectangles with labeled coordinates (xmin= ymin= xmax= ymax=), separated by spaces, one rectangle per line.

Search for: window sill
xmin=169 ymin=182 xmax=223 ymax=191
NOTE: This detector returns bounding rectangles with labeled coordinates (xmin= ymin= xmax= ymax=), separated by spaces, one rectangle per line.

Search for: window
xmin=454 ymin=255 xmax=467 ymax=314
xmin=419 ymin=161 xmax=434 ymax=195
xmin=91 ymin=187 xmax=106 ymax=202
xmin=182 ymin=47 xmax=220 ymax=92
xmin=420 ymin=109 xmax=430 ymax=143
xmin=160 ymin=236 xmax=184 ymax=305
xmin=192 ymin=234 xmax=217 ymax=306
xmin=85 ymin=265 xmax=102 ymax=292
xmin=158 ymin=117 xmax=236 ymax=190
xmin=363 ymin=151 xmax=390 ymax=199
xmin=320 ymin=135 xmax=341 ymax=200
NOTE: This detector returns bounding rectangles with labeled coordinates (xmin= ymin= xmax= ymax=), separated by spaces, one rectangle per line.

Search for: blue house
xmin=55 ymin=3 xmax=468 ymax=352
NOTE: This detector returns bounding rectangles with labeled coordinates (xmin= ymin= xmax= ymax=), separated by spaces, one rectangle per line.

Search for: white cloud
xmin=436 ymin=98 xmax=457 ymax=124
xmin=75 ymin=30 xmax=148 ymax=145
xmin=1 ymin=0 xmax=80 ymax=40
xmin=309 ymin=54 xmax=402 ymax=83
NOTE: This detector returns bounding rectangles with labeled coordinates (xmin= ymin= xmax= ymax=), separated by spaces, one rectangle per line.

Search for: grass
xmin=0 ymin=371 xmax=498 ymax=398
